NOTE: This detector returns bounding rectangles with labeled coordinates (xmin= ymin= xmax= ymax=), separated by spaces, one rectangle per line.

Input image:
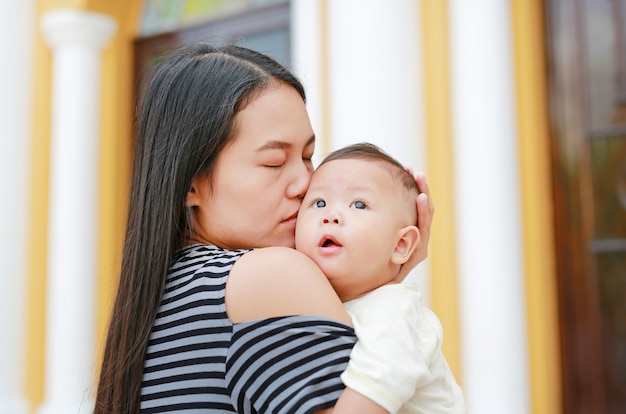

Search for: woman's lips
xmin=282 ymin=213 xmax=298 ymax=227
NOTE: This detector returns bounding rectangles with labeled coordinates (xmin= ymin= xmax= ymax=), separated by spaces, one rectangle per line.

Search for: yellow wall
xmin=86 ymin=0 xmax=141 ymax=381
xmin=318 ymin=0 xmax=331 ymax=157
xmin=26 ymin=1 xmax=53 ymax=405
xmin=511 ymin=0 xmax=562 ymax=413
xmin=27 ymin=0 xmax=140 ymax=407
xmin=419 ymin=0 xmax=462 ymax=383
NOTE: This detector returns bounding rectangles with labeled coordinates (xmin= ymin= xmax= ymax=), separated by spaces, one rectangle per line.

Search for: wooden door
xmin=545 ymin=0 xmax=626 ymax=412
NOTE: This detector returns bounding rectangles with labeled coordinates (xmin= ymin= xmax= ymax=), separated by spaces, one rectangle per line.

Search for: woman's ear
xmin=391 ymin=225 xmax=420 ymax=265
xmin=185 ymin=177 xmax=204 ymax=207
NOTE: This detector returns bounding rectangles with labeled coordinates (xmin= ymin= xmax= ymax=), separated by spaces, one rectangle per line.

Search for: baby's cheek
xmin=360 ymin=241 xmax=382 ymax=260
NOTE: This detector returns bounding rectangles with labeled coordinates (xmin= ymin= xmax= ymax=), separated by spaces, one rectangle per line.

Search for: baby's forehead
xmin=355 ymin=159 xmax=417 ymax=206
xmin=314 ymin=158 xmax=404 ymax=193
xmin=314 ymin=157 xmax=390 ymax=180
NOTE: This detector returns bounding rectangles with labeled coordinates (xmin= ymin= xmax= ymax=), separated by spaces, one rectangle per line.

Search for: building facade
xmin=1 ymin=0 xmax=624 ymax=413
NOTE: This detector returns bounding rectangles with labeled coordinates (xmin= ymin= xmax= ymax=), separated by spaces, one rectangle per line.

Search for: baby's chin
xmin=315 ymin=263 xmax=345 ymax=284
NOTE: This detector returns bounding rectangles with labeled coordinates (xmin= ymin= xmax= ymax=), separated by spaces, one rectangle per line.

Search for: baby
xmin=296 ymin=142 xmax=466 ymax=413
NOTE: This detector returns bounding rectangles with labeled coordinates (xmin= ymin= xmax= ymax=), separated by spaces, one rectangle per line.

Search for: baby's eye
xmin=313 ymin=200 xmax=326 ymax=208
xmin=350 ymin=201 xmax=367 ymax=209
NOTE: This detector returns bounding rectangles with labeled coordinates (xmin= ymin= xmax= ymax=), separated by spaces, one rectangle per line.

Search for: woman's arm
xmin=226 ymin=246 xmax=351 ymax=325
xmin=226 ymin=247 xmax=389 ymax=414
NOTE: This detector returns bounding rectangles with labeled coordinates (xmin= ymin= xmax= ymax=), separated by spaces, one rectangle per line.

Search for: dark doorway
xmin=545 ymin=0 xmax=626 ymax=412
xmin=133 ymin=1 xmax=291 ymax=96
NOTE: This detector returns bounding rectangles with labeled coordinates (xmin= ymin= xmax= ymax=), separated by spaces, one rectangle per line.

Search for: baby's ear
xmin=391 ymin=225 xmax=420 ymax=265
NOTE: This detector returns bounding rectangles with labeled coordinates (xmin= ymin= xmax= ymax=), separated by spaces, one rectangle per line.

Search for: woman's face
xmin=187 ymin=82 xmax=315 ymax=249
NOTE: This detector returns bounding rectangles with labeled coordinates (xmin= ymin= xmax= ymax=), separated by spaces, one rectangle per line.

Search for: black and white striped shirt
xmin=140 ymin=245 xmax=356 ymax=413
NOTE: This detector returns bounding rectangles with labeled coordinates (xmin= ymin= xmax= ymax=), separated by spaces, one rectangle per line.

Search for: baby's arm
xmin=317 ymin=388 xmax=388 ymax=414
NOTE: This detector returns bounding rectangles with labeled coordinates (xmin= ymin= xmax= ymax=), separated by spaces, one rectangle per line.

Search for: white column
xmin=291 ymin=0 xmax=325 ymax=165
xmin=449 ymin=1 xmax=530 ymax=413
xmin=325 ymin=1 xmax=424 ymax=162
xmin=323 ymin=0 xmax=429 ymax=291
xmin=38 ymin=9 xmax=116 ymax=414
xmin=0 ymin=1 xmax=35 ymax=412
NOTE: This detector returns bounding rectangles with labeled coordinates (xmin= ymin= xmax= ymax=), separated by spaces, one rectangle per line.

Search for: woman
xmin=95 ymin=43 xmax=434 ymax=413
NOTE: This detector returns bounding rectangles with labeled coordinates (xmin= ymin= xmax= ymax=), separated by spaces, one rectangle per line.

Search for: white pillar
xmin=325 ymin=1 xmax=424 ymax=162
xmin=38 ymin=9 xmax=116 ymax=414
xmin=0 ymin=1 xmax=35 ymax=412
xmin=322 ymin=0 xmax=429 ymax=291
xmin=449 ymin=1 xmax=530 ymax=413
xmin=291 ymin=0 xmax=325 ymax=165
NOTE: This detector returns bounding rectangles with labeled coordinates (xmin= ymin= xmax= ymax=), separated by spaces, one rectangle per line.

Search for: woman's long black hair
xmin=95 ymin=43 xmax=305 ymax=413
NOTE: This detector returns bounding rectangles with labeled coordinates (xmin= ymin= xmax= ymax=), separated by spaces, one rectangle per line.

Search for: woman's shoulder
xmin=225 ymin=246 xmax=351 ymax=325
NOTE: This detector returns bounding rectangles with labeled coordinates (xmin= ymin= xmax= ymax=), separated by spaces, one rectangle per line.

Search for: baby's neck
xmin=337 ymin=280 xmax=401 ymax=303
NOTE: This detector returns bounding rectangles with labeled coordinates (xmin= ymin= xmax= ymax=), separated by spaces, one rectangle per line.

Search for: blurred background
xmin=1 ymin=0 xmax=624 ymax=413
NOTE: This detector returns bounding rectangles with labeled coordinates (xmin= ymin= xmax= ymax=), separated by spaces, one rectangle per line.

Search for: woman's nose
xmin=287 ymin=161 xmax=312 ymax=199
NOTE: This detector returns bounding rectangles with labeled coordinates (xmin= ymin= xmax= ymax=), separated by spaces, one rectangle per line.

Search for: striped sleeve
xmin=225 ymin=316 xmax=356 ymax=414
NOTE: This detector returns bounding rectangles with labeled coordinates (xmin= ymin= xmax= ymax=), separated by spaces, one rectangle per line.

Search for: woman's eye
xmin=351 ymin=201 xmax=367 ymax=209
xmin=314 ymin=200 xmax=326 ymax=208
xmin=302 ymin=158 xmax=314 ymax=173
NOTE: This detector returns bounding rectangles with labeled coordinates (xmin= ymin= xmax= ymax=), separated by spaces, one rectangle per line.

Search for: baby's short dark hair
xmin=320 ymin=142 xmax=420 ymax=196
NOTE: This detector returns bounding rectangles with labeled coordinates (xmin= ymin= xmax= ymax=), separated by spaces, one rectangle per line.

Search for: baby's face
xmin=295 ymin=158 xmax=409 ymax=300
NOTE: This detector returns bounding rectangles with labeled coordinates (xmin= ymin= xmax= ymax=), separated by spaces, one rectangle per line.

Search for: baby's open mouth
xmin=320 ymin=236 xmax=341 ymax=248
